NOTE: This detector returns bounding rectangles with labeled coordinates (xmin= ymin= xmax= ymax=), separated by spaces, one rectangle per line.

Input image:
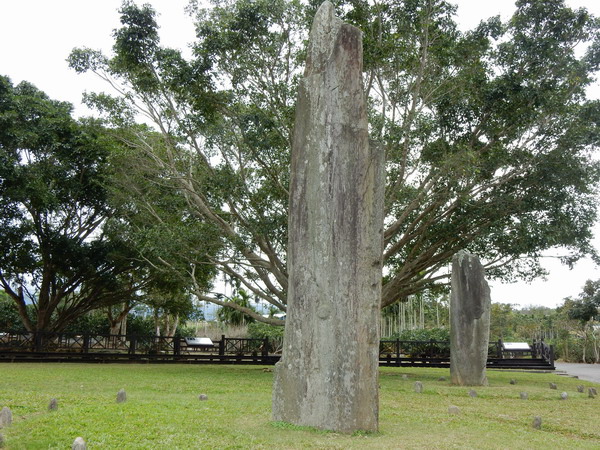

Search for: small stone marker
xmin=468 ymin=389 xmax=477 ymax=398
xmin=520 ymin=392 xmax=528 ymax=400
xmin=509 ymin=379 xmax=517 ymax=385
xmin=549 ymin=383 xmax=557 ymax=390
xmin=577 ymin=385 xmax=584 ymax=393
xmin=402 ymin=374 xmax=408 ymax=380
xmin=116 ymin=388 xmax=127 ymax=403
xmin=48 ymin=398 xmax=58 ymax=411
xmin=72 ymin=436 xmax=87 ymax=450
xmin=532 ymin=416 xmax=542 ymax=430
xmin=448 ymin=405 xmax=460 ymax=415
xmin=589 ymin=388 xmax=597 ymax=398
xmin=414 ymin=381 xmax=423 ymax=393
xmin=0 ymin=407 xmax=11 ymax=428
xmin=438 ymin=377 xmax=446 ymax=382
xmin=560 ymin=392 xmax=568 ymax=400
xmin=198 ymin=394 xmax=208 ymax=401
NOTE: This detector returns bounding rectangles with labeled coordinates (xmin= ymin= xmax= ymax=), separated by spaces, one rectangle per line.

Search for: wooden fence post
xmin=129 ymin=335 xmax=137 ymax=355
xmin=34 ymin=332 xmax=43 ymax=352
xmin=83 ymin=334 xmax=90 ymax=353
xmin=219 ymin=335 xmax=225 ymax=356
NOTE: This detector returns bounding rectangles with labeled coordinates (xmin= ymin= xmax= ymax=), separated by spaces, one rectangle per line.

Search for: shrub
xmin=247 ymin=322 xmax=284 ymax=353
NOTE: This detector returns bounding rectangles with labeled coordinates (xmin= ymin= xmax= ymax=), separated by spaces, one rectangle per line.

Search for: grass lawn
xmin=0 ymin=363 xmax=598 ymax=449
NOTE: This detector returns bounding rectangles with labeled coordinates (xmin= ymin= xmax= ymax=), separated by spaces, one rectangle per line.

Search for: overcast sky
xmin=1 ymin=0 xmax=599 ymax=309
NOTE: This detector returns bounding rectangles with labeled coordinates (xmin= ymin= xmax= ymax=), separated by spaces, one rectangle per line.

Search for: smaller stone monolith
xmin=560 ymin=392 xmax=568 ymax=400
xmin=532 ymin=416 xmax=542 ymax=430
xmin=116 ymin=389 xmax=127 ymax=403
xmin=72 ymin=437 xmax=87 ymax=450
xmin=510 ymin=379 xmax=517 ymax=385
xmin=450 ymin=251 xmax=491 ymax=386
xmin=48 ymin=398 xmax=58 ymax=411
xmin=549 ymin=383 xmax=557 ymax=390
xmin=589 ymin=387 xmax=597 ymax=398
xmin=520 ymin=392 xmax=529 ymax=400
xmin=198 ymin=394 xmax=208 ymax=401
xmin=414 ymin=381 xmax=424 ymax=393
xmin=468 ymin=390 xmax=477 ymax=398
xmin=0 ymin=408 xmax=11 ymax=428
xmin=577 ymin=385 xmax=584 ymax=393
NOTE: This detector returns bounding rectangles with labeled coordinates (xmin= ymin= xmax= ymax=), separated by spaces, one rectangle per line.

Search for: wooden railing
xmin=531 ymin=339 xmax=555 ymax=366
xmin=0 ymin=331 xmax=554 ymax=368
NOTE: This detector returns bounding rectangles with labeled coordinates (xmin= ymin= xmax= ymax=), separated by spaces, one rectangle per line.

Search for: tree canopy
xmin=69 ymin=0 xmax=600 ymax=320
xmin=0 ymin=76 xmax=155 ymax=332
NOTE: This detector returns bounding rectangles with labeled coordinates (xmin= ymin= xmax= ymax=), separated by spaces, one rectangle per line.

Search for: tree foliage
xmin=69 ymin=0 xmax=600 ymax=320
xmin=216 ymin=289 xmax=257 ymax=326
xmin=0 ymin=76 xmax=155 ymax=332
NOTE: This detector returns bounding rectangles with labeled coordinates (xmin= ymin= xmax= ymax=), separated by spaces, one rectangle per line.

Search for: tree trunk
xmin=164 ymin=314 xmax=179 ymax=338
xmin=272 ymin=1 xmax=384 ymax=433
xmin=108 ymin=303 xmax=132 ymax=336
xmin=110 ymin=315 xmax=128 ymax=336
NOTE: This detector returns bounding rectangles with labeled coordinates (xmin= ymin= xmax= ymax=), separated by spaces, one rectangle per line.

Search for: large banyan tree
xmin=69 ymin=0 xmax=600 ymax=319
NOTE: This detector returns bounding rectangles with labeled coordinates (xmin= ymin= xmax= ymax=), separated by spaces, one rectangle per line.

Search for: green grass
xmin=0 ymin=364 xmax=598 ymax=449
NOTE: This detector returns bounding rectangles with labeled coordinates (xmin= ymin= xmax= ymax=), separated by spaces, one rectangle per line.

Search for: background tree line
xmin=2 ymin=275 xmax=598 ymax=363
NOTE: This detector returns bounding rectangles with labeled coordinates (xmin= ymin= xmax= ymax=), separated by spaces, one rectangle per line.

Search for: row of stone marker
xmin=442 ymin=404 xmax=545 ymax=431
xmin=409 ymin=378 xmax=597 ymax=431
xmin=0 ymin=389 xmax=210 ymax=449
xmin=411 ymin=376 xmax=597 ymax=398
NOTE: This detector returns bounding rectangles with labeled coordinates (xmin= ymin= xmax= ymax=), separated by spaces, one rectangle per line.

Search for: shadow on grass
xmin=270 ymin=420 xmax=381 ymax=438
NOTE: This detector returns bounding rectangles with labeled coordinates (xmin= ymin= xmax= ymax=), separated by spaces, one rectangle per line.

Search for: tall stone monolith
xmin=272 ymin=1 xmax=384 ymax=433
xmin=450 ymin=251 xmax=491 ymax=386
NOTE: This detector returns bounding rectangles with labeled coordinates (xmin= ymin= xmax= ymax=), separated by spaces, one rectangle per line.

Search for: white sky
xmin=0 ymin=0 xmax=599 ymax=309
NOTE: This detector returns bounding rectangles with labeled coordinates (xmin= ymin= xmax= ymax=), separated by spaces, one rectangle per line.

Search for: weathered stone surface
xmin=532 ymin=416 xmax=542 ymax=430
xmin=438 ymin=377 xmax=447 ymax=382
xmin=589 ymin=387 xmax=597 ymax=398
xmin=577 ymin=385 xmax=584 ymax=393
xmin=549 ymin=383 xmax=557 ymax=390
xmin=0 ymin=408 xmax=11 ymax=428
xmin=48 ymin=398 xmax=58 ymax=411
xmin=560 ymin=392 xmax=568 ymax=400
xmin=520 ymin=392 xmax=528 ymax=400
xmin=402 ymin=375 xmax=409 ymax=380
xmin=72 ymin=437 xmax=87 ymax=450
xmin=468 ymin=389 xmax=477 ymax=398
xmin=272 ymin=1 xmax=384 ymax=434
xmin=510 ymin=379 xmax=517 ymax=385
xmin=414 ymin=381 xmax=424 ymax=393
xmin=198 ymin=394 xmax=208 ymax=401
xmin=448 ymin=405 xmax=460 ymax=415
xmin=449 ymin=251 xmax=491 ymax=386
xmin=116 ymin=389 xmax=127 ymax=403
